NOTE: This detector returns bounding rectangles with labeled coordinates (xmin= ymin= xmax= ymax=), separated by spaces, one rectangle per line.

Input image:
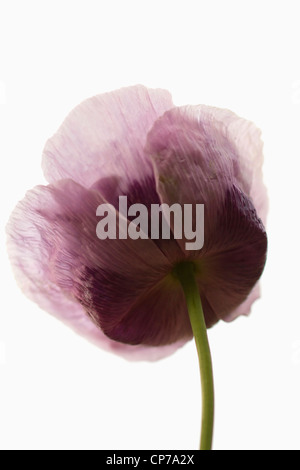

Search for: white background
xmin=0 ymin=0 xmax=300 ymax=451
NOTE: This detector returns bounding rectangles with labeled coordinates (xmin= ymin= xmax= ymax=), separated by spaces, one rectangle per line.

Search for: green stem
xmin=175 ymin=262 xmax=214 ymax=451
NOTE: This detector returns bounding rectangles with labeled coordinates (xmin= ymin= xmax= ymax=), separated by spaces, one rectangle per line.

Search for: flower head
xmin=7 ymin=85 xmax=267 ymax=361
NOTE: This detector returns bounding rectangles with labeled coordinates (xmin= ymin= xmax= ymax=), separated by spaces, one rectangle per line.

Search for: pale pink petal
xmin=6 ymin=181 xmax=186 ymax=360
xmin=42 ymin=85 xmax=173 ymax=190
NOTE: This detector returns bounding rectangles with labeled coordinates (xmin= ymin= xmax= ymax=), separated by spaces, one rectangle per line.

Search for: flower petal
xmin=42 ymin=85 xmax=174 ymax=189
xmin=6 ymin=181 xmax=187 ymax=360
xmin=147 ymin=105 xmax=268 ymax=322
xmin=196 ymin=105 xmax=268 ymax=226
xmin=147 ymin=104 xmax=268 ymax=224
xmin=147 ymin=105 xmax=239 ymax=253
xmin=80 ymin=271 xmax=192 ymax=346
xmin=198 ymin=185 xmax=267 ymax=321
xmin=225 ymin=282 xmax=261 ymax=322
xmin=45 ymin=180 xmax=188 ymax=346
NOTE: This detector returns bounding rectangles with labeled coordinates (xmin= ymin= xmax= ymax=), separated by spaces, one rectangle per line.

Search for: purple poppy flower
xmin=6 ymin=85 xmax=268 ymax=362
